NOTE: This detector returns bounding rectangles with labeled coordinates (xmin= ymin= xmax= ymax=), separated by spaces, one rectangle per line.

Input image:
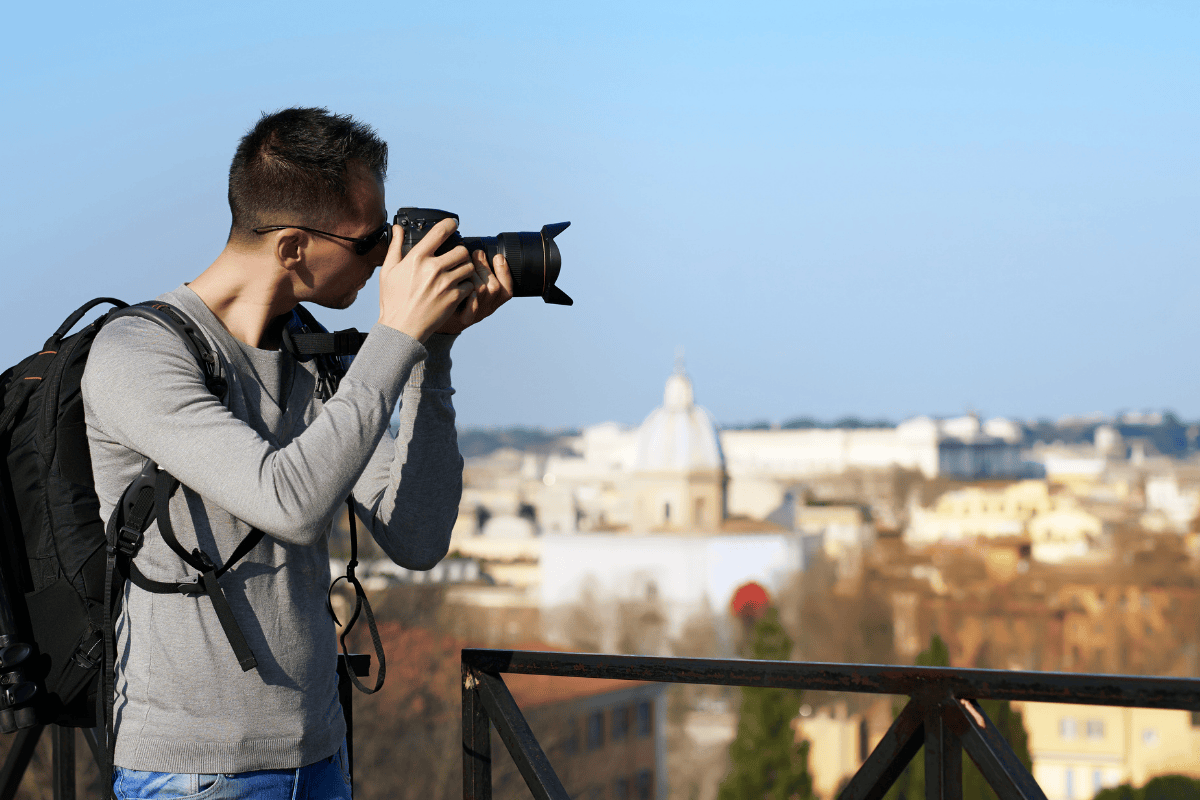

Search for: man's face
xmin=302 ymin=167 xmax=388 ymax=310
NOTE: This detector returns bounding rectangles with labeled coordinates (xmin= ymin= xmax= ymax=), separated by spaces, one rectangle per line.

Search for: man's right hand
xmin=378 ymin=218 xmax=479 ymax=342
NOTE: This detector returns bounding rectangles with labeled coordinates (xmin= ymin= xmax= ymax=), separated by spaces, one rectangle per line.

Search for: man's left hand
xmin=435 ymin=250 xmax=514 ymax=335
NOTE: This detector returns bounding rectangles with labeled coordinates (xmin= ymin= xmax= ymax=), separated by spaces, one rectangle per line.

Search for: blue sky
xmin=3 ymin=0 xmax=1198 ymax=428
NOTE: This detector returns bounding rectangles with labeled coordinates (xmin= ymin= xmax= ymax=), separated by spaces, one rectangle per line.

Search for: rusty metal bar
xmin=924 ymin=701 xmax=961 ymax=800
xmin=52 ymin=726 xmax=75 ymax=800
xmin=0 ymin=725 xmax=42 ymax=800
xmin=462 ymin=649 xmax=1200 ymax=710
xmin=472 ymin=670 xmax=570 ymax=800
xmin=80 ymin=727 xmax=105 ymax=778
xmin=462 ymin=663 xmax=493 ymax=800
xmin=838 ymin=698 xmax=926 ymax=800
xmin=949 ymin=699 xmax=1049 ymax=800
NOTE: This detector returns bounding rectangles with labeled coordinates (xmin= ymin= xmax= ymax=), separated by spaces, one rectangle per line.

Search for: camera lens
xmin=393 ymin=208 xmax=572 ymax=306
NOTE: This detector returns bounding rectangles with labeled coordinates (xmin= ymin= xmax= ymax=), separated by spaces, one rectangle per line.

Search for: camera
xmin=393 ymin=208 xmax=573 ymax=306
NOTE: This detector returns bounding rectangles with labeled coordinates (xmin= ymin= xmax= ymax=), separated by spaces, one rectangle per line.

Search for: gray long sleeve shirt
xmin=81 ymin=285 xmax=462 ymax=774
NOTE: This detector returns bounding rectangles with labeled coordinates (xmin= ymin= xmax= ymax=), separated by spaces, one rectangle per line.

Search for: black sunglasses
xmin=252 ymin=222 xmax=392 ymax=256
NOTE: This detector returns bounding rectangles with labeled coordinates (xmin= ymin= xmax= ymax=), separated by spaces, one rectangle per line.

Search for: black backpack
xmin=0 ymin=298 xmax=239 ymax=733
xmin=0 ymin=298 xmax=383 ymax=739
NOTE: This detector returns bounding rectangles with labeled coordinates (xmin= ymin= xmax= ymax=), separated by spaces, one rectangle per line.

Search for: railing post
xmin=0 ymin=725 xmax=43 ymax=800
xmin=52 ymin=725 xmax=75 ymax=800
xmin=463 ymin=661 xmax=492 ymax=800
xmin=924 ymin=702 xmax=961 ymax=800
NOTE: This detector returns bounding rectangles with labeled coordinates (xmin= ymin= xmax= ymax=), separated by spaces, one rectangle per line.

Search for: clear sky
xmin=3 ymin=0 xmax=1197 ymax=429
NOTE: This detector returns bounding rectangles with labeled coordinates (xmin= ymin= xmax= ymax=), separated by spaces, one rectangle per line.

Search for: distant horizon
xmin=454 ymin=407 xmax=1197 ymax=434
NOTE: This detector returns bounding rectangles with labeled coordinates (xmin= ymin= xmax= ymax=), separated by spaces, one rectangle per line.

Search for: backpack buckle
xmin=114 ymin=525 xmax=145 ymax=557
xmin=71 ymin=630 xmax=103 ymax=670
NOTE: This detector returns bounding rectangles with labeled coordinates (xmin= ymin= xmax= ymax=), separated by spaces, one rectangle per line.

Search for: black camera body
xmin=393 ymin=208 xmax=573 ymax=306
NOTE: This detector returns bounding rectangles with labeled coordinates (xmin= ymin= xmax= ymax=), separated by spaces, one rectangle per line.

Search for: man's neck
xmin=188 ymin=246 xmax=296 ymax=350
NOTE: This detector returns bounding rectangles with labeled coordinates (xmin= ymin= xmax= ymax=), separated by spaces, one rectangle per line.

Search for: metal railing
xmin=461 ymin=649 xmax=1200 ymax=800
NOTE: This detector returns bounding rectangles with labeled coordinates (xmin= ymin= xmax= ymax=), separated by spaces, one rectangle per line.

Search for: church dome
xmin=634 ymin=363 xmax=725 ymax=473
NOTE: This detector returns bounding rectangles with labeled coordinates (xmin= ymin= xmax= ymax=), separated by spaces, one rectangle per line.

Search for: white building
xmin=538 ymin=532 xmax=808 ymax=649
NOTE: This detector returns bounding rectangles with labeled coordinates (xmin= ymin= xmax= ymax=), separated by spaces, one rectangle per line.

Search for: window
xmin=1059 ymin=717 xmax=1078 ymax=740
xmin=1092 ymin=770 xmax=1103 ymax=794
xmin=1086 ymin=719 xmax=1104 ymax=740
xmin=565 ymin=718 xmax=579 ymax=755
xmin=1142 ymin=728 xmax=1160 ymax=747
xmin=663 ymin=502 xmax=671 ymax=521
xmin=612 ymin=705 xmax=631 ymax=740
xmin=1065 ymin=767 xmax=1075 ymax=800
xmin=587 ymin=711 xmax=605 ymax=750
xmin=695 ymin=498 xmax=705 ymax=524
xmin=636 ymin=770 xmax=653 ymax=800
xmin=614 ymin=777 xmax=630 ymax=800
xmin=636 ymin=700 xmax=653 ymax=737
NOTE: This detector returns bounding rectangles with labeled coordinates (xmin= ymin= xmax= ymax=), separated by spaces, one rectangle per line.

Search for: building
xmin=904 ymin=480 xmax=1106 ymax=563
xmin=493 ymin=659 xmax=668 ymax=800
xmin=1021 ymin=702 xmax=1200 ymax=800
xmin=538 ymin=532 xmax=807 ymax=652
xmin=630 ymin=363 xmax=727 ymax=532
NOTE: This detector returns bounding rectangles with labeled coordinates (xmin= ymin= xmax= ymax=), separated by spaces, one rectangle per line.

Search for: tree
xmin=718 ymin=607 xmax=814 ymax=800
xmin=1096 ymin=775 xmax=1200 ymax=800
xmin=885 ymin=634 xmax=1032 ymax=800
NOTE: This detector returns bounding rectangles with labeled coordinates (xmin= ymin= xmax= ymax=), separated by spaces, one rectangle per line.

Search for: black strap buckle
xmin=72 ymin=631 xmax=104 ymax=670
xmin=114 ymin=525 xmax=145 ymax=557
xmin=176 ymin=580 xmax=204 ymax=596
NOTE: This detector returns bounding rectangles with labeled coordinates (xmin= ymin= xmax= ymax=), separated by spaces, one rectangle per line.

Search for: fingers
xmin=492 ymin=253 xmax=514 ymax=297
xmin=407 ymin=217 xmax=460 ymax=259
xmin=379 ymin=224 xmax=406 ymax=271
xmin=468 ymin=249 xmax=489 ymax=292
xmin=471 ymin=249 xmax=491 ymax=286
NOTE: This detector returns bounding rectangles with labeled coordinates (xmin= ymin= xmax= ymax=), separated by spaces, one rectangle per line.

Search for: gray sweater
xmin=81 ymin=285 xmax=462 ymax=773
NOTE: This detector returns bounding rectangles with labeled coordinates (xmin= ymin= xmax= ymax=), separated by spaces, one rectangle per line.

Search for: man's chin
xmin=312 ymin=290 xmax=359 ymax=311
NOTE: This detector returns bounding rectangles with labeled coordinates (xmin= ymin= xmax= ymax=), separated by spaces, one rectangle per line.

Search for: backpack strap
xmin=280 ymin=304 xmax=363 ymax=399
xmin=107 ymin=303 xmax=228 ymax=402
xmin=122 ymin=470 xmax=260 ymax=671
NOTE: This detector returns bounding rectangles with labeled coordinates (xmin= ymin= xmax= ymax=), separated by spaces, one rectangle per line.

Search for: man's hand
xmin=435 ymin=248 xmax=514 ymax=335
xmin=378 ymin=218 xmax=477 ymax=342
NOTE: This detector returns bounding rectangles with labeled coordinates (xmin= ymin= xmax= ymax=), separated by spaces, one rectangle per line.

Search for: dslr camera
xmin=393 ymin=208 xmax=572 ymax=306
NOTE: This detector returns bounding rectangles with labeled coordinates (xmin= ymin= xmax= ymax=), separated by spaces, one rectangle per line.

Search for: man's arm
xmin=83 ymin=314 xmax=426 ymax=544
xmin=350 ymin=333 xmax=461 ymax=569
xmin=349 ymin=246 xmax=515 ymax=568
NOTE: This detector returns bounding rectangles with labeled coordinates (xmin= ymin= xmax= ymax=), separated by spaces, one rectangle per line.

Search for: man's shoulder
xmin=84 ymin=289 xmax=207 ymax=387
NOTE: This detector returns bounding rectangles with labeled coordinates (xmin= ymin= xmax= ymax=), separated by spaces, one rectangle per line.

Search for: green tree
xmin=885 ymin=634 xmax=1032 ymax=800
xmin=1096 ymin=774 xmax=1200 ymax=800
xmin=718 ymin=608 xmax=814 ymax=800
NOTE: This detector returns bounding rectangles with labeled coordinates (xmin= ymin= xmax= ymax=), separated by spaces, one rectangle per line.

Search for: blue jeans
xmin=112 ymin=741 xmax=352 ymax=799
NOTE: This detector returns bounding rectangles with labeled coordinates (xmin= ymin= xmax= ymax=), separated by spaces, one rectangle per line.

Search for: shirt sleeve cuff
xmin=410 ymin=333 xmax=457 ymax=390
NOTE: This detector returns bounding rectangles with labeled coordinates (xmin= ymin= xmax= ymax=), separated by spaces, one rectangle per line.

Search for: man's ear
xmin=275 ymin=229 xmax=308 ymax=272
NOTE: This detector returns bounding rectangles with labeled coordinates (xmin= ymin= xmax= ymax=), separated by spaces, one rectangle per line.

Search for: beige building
xmin=905 ymin=480 xmax=1105 ymax=563
xmin=1021 ymin=701 xmax=1200 ymax=800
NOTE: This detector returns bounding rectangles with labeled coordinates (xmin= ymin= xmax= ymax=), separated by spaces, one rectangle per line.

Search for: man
xmin=82 ymin=107 xmax=508 ymax=799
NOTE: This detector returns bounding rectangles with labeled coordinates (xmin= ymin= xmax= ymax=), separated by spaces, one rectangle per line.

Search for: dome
xmin=634 ymin=365 xmax=724 ymax=473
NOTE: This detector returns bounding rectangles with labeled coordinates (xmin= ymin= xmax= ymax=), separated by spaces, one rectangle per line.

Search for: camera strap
xmin=282 ymin=328 xmax=367 ymax=359
xmin=325 ymin=496 xmax=386 ymax=694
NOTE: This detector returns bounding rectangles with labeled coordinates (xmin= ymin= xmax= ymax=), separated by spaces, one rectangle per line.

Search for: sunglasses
xmin=252 ymin=222 xmax=392 ymax=256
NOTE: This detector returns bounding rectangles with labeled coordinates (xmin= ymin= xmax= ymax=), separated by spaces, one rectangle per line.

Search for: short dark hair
xmin=227 ymin=107 xmax=388 ymax=240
